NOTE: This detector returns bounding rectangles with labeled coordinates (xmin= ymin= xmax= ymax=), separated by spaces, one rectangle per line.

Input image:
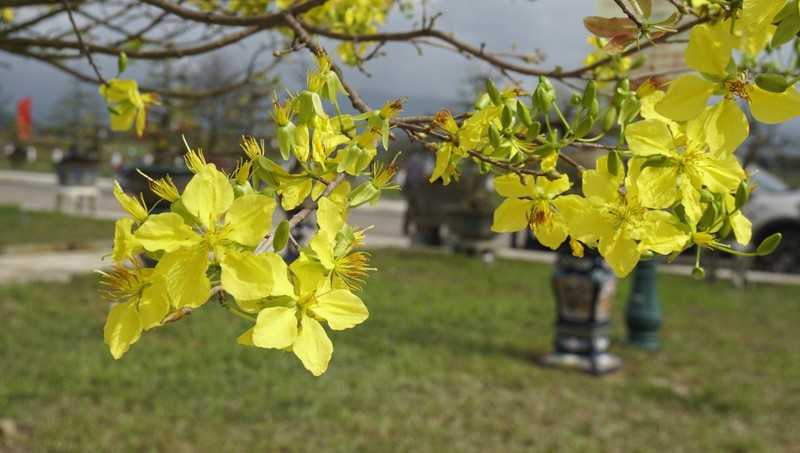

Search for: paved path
xmin=1 ymin=169 xmax=799 ymax=286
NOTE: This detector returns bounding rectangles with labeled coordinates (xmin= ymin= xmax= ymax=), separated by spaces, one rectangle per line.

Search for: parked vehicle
xmin=744 ymin=166 xmax=800 ymax=273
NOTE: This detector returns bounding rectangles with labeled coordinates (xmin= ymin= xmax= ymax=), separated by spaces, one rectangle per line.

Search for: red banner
xmin=16 ymin=96 xmax=32 ymax=141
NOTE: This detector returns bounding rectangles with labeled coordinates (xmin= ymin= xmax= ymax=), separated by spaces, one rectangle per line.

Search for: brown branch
xmin=138 ymin=0 xmax=326 ymax=27
xmin=0 ymin=25 xmax=266 ymax=60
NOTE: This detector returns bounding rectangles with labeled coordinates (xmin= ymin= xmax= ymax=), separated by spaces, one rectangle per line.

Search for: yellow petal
xmin=134 ymin=212 xmax=196 ymax=253
xmin=225 ymin=194 xmax=276 ymax=247
xmin=698 ymin=99 xmax=749 ymax=154
xmin=492 ymin=198 xmax=532 ymax=233
xmin=113 ymin=181 xmax=148 ymax=224
xmin=138 ymin=280 xmax=171 ymax=330
xmin=533 ymin=214 xmax=569 ymax=250
xmin=293 ymin=315 xmax=333 ymax=376
xmin=741 ymin=0 xmax=786 ymax=56
xmin=699 ymin=155 xmax=743 ymax=194
xmin=685 ymin=24 xmax=734 ymax=76
xmin=317 ymin=197 xmax=345 ymax=236
xmin=158 ymin=248 xmax=211 ymax=309
xmin=637 ymin=166 xmax=680 ymax=209
xmin=599 ymin=228 xmax=640 ymax=278
xmin=536 ymin=174 xmax=571 ymax=197
xmin=626 ymin=119 xmax=675 ymax=157
xmin=220 ymin=250 xmax=276 ymax=301
xmin=111 ymin=218 xmax=143 ymax=262
xmin=181 ymin=166 xmax=234 ymax=229
xmin=104 ymin=300 xmax=143 ymax=359
xmin=655 ymin=75 xmax=717 ymax=122
xmin=582 ymin=156 xmax=622 ymax=202
xmin=313 ymin=289 xmax=369 ymax=330
xmin=750 ymin=85 xmax=800 ymax=124
xmin=253 ymin=306 xmax=299 ymax=349
xmin=237 ymin=327 xmax=256 ymax=346
xmin=493 ymin=174 xmax=534 ymax=198
xmin=640 ymin=211 xmax=689 ymax=255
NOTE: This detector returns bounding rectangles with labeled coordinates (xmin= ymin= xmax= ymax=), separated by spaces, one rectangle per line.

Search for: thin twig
xmin=61 ymin=0 xmax=106 ymax=84
xmin=613 ymin=0 xmax=644 ymax=29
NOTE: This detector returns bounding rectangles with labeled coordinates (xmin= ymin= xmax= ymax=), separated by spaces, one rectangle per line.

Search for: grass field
xmin=0 ymin=204 xmax=114 ymax=246
xmin=1 ymin=248 xmax=798 ymax=452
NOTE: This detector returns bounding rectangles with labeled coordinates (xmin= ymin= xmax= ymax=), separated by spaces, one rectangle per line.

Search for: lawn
xmin=0 ymin=204 xmax=114 ymax=247
xmin=1 ymin=248 xmax=798 ymax=452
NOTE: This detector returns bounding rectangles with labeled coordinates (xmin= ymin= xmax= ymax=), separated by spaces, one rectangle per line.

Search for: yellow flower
xmin=491 ymin=173 xmax=573 ymax=250
xmin=99 ymin=260 xmax=171 ymax=359
xmin=134 ymin=165 xmax=279 ymax=308
xmin=625 ymin=115 xmax=745 ymax=226
xmin=237 ymin=246 xmax=369 ymax=376
xmin=99 ymin=78 xmax=158 ymax=137
xmin=291 ymin=198 xmax=373 ymax=291
xmin=655 ymin=23 xmax=800 ymax=125
xmin=566 ymin=155 xmax=689 ymax=277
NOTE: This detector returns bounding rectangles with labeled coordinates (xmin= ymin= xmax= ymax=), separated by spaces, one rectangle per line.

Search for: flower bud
xmin=581 ymin=80 xmax=597 ymax=110
xmin=756 ymin=233 xmax=782 ymax=256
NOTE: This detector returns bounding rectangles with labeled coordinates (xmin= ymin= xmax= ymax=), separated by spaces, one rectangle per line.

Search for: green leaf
xmin=755 ymin=73 xmax=790 ymax=93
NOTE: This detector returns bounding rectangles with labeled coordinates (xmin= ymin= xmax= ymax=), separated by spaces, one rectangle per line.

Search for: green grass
xmin=1 ymin=249 xmax=798 ymax=452
xmin=0 ymin=204 xmax=114 ymax=246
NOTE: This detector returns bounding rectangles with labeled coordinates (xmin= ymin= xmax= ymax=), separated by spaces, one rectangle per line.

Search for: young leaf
xmin=584 ymin=16 xmax=639 ymax=38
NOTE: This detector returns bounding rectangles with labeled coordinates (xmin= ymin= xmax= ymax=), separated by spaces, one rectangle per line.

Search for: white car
xmin=744 ymin=166 xmax=800 ymax=273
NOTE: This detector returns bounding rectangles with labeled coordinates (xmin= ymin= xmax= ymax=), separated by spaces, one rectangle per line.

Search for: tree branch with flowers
xmin=3 ymin=0 xmax=796 ymax=375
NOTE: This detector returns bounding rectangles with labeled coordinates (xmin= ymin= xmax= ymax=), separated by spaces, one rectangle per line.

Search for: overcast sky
xmin=0 ymin=0 xmax=593 ymax=122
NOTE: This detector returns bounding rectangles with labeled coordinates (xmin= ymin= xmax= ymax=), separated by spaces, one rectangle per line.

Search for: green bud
xmin=272 ymin=219 xmax=291 ymax=252
xmin=755 ymin=73 xmax=791 ymax=93
xmin=486 ymin=79 xmax=502 ymax=106
xmin=756 ymin=233 xmax=782 ymax=256
xmin=581 ymin=80 xmax=597 ymax=110
xmin=118 ymin=52 xmax=128 ymax=75
xmin=718 ymin=217 xmax=733 ymax=240
xmin=525 ymin=122 xmax=541 ymax=142
xmin=612 ymin=79 xmax=630 ymax=106
xmin=533 ymin=86 xmax=552 ymax=113
xmin=296 ymin=90 xmax=324 ymax=125
xmin=488 ymin=124 xmax=502 ymax=149
xmin=570 ymin=92 xmax=582 ymax=106
xmin=619 ymin=94 xmax=642 ymax=124
xmin=602 ymin=107 xmax=617 ymax=132
xmin=538 ymin=75 xmax=554 ymax=94
xmin=641 ymin=154 xmax=672 ymax=171
xmin=698 ymin=202 xmax=720 ymax=230
xmin=607 ymin=149 xmax=621 ymax=176
xmin=500 ymin=105 xmax=514 ymax=129
xmin=771 ymin=12 xmax=800 ymax=48
xmin=698 ymin=188 xmax=715 ymax=203
xmin=516 ymin=100 xmax=533 ymax=127
xmin=533 ymin=142 xmax=556 ymax=156
xmin=691 ymin=266 xmax=706 ymax=280
xmin=589 ymin=98 xmax=600 ymax=118
xmin=475 ymin=93 xmax=491 ymax=110
xmin=735 ymin=180 xmax=750 ymax=210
